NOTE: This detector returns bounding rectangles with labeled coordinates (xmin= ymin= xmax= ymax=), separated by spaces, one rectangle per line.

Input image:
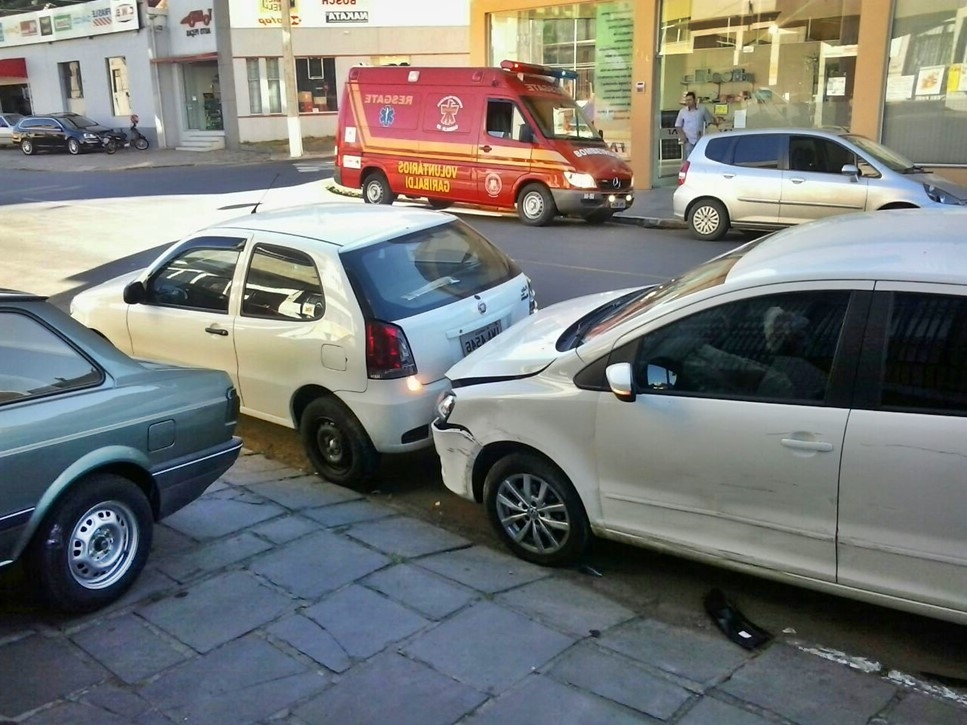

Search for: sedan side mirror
xmin=123 ymin=280 xmax=146 ymax=304
xmin=841 ymin=164 xmax=859 ymax=182
xmin=605 ymin=362 xmax=635 ymax=403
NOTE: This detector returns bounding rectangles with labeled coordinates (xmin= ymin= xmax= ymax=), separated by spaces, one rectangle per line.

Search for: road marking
xmin=0 ymin=184 xmax=84 ymax=197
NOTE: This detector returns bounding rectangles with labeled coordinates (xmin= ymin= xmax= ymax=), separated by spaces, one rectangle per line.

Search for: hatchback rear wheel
xmin=688 ymin=198 xmax=729 ymax=241
xmin=300 ymin=396 xmax=379 ymax=488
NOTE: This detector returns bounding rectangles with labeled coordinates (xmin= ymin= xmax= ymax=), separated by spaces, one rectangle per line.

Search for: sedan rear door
xmin=837 ymin=284 xmax=967 ymax=614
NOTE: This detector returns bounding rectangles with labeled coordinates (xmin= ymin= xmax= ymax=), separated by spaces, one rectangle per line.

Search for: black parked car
xmin=12 ymin=112 xmax=119 ymax=156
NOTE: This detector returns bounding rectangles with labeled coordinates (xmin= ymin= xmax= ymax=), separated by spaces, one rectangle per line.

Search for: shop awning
xmin=151 ymin=52 xmax=218 ymax=64
xmin=0 ymin=58 xmax=28 ymax=80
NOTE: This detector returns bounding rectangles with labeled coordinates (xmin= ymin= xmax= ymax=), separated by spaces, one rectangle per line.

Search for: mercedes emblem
xmin=611 ymin=177 xmax=621 ymax=188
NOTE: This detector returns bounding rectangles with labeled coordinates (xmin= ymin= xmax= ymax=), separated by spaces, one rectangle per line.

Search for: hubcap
xmin=692 ymin=205 xmax=721 ymax=235
xmin=495 ymin=473 xmax=570 ymax=555
xmin=522 ymin=192 xmax=544 ymax=220
xmin=68 ymin=501 xmax=139 ymax=590
xmin=366 ymin=182 xmax=383 ymax=204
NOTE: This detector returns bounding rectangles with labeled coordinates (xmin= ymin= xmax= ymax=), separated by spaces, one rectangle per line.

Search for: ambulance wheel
xmin=362 ymin=172 xmax=396 ymax=205
xmin=427 ymin=199 xmax=453 ymax=210
xmin=517 ymin=183 xmax=557 ymax=226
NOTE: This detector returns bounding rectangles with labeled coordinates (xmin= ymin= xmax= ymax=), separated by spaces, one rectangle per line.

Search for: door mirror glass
xmin=606 ymin=362 xmax=635 ymax=402
xmin=123 ymin=280 xmax=145 ymax=304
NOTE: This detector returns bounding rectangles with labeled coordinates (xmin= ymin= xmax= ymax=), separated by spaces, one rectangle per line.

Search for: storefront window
xmin=656 ymin=0 xmax=858 ymax=181
xmin=296 ymin=57 xmax=338 ymax=113
xmin=487 ymin=2 xmax=634 ymax=159
xmin=882 ymin=1 xmax=967 ymax=165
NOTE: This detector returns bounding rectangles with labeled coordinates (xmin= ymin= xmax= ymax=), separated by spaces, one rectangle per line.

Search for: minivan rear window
xmin=341 ymin=219 xmax=521 ymax=320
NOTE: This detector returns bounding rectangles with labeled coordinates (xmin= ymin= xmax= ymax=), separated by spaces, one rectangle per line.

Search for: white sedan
xmin=432 ymin=209 xmax=967 ymax=625
xmin=71 ymin=204 xmax=535 ymax=488
xmin=0 ymin=113 xmax=23 ymax=147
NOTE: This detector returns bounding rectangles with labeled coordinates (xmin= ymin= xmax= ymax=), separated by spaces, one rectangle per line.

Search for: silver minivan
xmin=673 ymin=128 xmax=967 ymax=240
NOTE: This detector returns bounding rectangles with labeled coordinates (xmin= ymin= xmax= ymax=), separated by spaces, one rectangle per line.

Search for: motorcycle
xmin=105 ymin=114 xmax=149 ymax=153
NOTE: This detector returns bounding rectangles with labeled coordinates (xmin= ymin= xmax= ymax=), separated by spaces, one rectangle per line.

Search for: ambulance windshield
xmin=522 ymin=96 xmax=600 ymax=142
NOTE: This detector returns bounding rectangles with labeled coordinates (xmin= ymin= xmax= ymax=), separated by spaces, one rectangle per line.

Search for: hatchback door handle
xmin=723 ymin=173 xmax=734 ymax=179
xmin=205 ymin=326 xmax=229 ymax=337
xmin=781 ymin=438 xmax=833 ymax=452
xmin=481 ymin=145 xmax=492 ymax=153
xmin=790 ymin=177 xmax=806 ymax=184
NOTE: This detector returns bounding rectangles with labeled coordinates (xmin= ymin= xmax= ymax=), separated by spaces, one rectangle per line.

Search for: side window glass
xmin=705 ymin=137 xmax=731 ymax=163
xmin=242 ymin=244 xmax=325 ymax=321
xmin=146 ymin=245 xmax=241 ymax=313
xmin=634 ymin=291 xmax=850 ymax=403
xmin=882 ymin=293 xmax=967 ymax=414
xmin=486 ymin=99 xmax=530 ymax=142
xmin=0 ymin=311 xmax=102 ymax=403
xmin=789 ymin=135 xmax=820 ymax=172
xmin=818 ymin=139 xmax=854 ymax=174
xmin=732 ymin=135 xmax=780 ymax=169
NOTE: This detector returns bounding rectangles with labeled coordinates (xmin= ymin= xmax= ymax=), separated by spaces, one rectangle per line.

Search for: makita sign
xmin=325 ymin=10 xmax=367 ymax=23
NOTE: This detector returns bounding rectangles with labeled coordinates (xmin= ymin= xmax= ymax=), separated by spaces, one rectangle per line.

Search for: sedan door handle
xmin=781 ymin=438 xmax=833 ymax=452
xmin=722 ymin=173 xmax=735 ymax=179
xmin=789 ymin=177 xmax=806 ymax=184
xmin=205 ymin=326 xmax=229 ymax=337
xmin=481 ymin=145 xmax=492 ymax=153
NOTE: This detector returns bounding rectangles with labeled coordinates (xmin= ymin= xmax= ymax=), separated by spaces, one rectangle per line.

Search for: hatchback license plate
xmin=609 ymin=198 xmax=627 ymax=209
xmin=460 ymin=320 xmax=502 ymax=356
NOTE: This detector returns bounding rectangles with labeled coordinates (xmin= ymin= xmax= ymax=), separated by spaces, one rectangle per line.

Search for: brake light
xmin=366 ymin=320 xmax=417 ymax=380
xmin=678 ymin=161 xmax=690 ymax=185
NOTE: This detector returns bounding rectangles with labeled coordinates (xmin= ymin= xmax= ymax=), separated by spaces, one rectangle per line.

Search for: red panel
xmin=0 ymin=58 xmax=27 ymax=79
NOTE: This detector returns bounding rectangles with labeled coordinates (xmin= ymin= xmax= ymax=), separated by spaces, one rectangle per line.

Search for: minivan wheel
xmin=688 ymin=198 xmax=729 ymax=241
xmin=67 ymin=138 xmax=81 ymax=155
xmin=300 ymin=397 xmax=379 ymax=488
xmin=483 ymin=452 xmax=590 ymax=566
xmin=26 ymin=473 xmax=152 ymax=613
xmin=362 ymin=172 xmax=396 ymax=205
xmin=517 ymin=183 xmax=557 ymax=226
xmin=20 ymin=139 xmax=33 ymax=156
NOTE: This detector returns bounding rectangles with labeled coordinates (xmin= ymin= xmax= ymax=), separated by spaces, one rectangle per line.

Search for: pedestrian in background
xmin=675 ymin=91 xmax=715 ymax=159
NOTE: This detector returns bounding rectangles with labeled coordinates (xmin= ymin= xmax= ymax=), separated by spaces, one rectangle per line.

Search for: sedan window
xmin=633 ymin=291 xmax=850 ymax=403
xmin=0 ymin=311 xmax=102 ymax=403
xmin=881 ymin=292 xmax=967 ymax=414
xmin=242 ymin=244 xmax=325 ymax=320
xmin=146 ymin=247 xmax=241 ymax=313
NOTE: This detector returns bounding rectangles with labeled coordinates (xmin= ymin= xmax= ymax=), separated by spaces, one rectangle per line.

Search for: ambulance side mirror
xmin=518 ymin=125 xmax=535 ymax=144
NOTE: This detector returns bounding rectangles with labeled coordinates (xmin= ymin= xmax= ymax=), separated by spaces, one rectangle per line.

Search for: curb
xmin=323 ymin=178 xmax=363 ymax=199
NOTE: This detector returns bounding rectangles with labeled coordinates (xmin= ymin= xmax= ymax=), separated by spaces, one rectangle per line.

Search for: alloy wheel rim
xmin=68 ymin=501 xmax=139 ymax=589
xmin=693 ymin=206 xmax=720 ymax=235
xmin=495 ymin=473 xmax=570 ymax=555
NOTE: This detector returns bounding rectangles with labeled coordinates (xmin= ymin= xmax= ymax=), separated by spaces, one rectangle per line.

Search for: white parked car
xmin=0 ymin=113 xmax=23 ymax=147
xmin=71 ymin=204 xmax=535 ymax=487
xmin=433 ymin=210 xmax=967 ymax=625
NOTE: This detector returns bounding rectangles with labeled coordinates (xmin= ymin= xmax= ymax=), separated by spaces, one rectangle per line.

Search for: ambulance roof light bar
xmin=499 ymin=60 xmax=579 ymax=82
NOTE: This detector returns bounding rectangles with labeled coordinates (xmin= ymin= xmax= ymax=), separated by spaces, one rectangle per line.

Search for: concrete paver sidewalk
xmin=1 ymin=453 xmax=963 ymax=724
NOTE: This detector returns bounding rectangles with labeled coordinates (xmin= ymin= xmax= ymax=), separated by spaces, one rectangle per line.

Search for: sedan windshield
xmin=61 ymin=115 xmax=100 ymax=130
xmin=845 ymin=135 xmax=920 ymax=174
xmin=559 ymin=236 xmax=771 ymax=350
xmin=521 ymin=96 xmax=599 ymax=141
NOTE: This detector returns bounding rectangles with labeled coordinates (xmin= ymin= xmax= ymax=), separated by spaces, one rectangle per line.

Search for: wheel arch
xmin=361 ymin=164 xmax=391 ymax=188
xmin=512 ymin=176 xmax=553 ymax=203
xmin=877 ymin=201 xmax=919 ymax=210
xmin=291 ymin=383 xmax=338 ymax=428
xmin=685 ymin=194 xmax=730 ymax=220
xmin=472 ymin=441 xmax=576 ymax=506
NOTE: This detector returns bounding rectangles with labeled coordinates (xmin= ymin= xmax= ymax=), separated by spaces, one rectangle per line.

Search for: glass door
xmin=182 ymin=62 xmax=223 ymax=131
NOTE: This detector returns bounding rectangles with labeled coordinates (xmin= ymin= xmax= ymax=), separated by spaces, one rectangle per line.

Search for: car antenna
xmin=251 ymin=173 xmax=281 ymax=214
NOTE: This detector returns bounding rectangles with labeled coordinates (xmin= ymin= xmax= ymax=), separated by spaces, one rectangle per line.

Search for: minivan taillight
xmin=366 ymin=320 xmax=417 ymax=380
xmin=678 ymin=161 xmax=690 ymax=185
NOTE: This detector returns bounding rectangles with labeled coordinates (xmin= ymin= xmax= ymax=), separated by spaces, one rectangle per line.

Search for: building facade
xmin=471 ymin=0 xmax=967 ymax=187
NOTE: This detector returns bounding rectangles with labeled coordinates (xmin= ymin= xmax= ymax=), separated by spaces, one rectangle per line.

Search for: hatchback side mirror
xmin=123 ymin=280 xmax=146 ymax=304
xmin=605 ymin=362 xmax=635 ymax=403
xmin=841 ymin=164 xmax=859 ymax=182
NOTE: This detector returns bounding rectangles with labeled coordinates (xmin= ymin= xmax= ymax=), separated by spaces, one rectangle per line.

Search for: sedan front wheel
xmin=20 ymin=139 xmax=34 ymax=155
xmin=483 ymin=452 xmax=590 ymax=566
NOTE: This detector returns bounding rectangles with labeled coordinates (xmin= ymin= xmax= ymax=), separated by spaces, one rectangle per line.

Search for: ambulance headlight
xmin=564 ymin=171 xmax=597 ymax=190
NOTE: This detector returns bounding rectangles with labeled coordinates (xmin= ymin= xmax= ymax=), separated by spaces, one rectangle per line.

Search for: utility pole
xmin=279 ymin=0 xmax=303 ymax=157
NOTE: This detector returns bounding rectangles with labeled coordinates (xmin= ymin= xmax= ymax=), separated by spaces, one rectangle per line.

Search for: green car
xmin=0 ymin=291 xmax=242 ymax=612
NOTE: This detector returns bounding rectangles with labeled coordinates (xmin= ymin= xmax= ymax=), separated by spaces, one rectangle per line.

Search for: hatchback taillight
xmin=678 ymin=161 xmax=690 ymax=185
xmin=366 ymin=320 xmax=417 ymax=379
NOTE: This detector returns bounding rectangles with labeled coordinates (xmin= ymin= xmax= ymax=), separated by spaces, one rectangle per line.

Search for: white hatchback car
xmin=433 ymin=210 xmax=967 ymax=625
xmin=72 ymin=204 xmax=535 ymax=486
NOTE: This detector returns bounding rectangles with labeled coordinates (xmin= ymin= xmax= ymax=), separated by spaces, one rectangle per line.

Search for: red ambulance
xmin=334 ymin=60 xmax=635 ymax=226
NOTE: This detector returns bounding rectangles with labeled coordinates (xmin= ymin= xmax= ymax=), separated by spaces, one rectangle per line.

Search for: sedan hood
xmin=446 ymin=287 xmax=637 ymax=381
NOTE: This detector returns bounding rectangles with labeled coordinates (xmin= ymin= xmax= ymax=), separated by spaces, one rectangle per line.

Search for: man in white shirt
xmin=675 ymin=91 xmax=715 ymax=159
